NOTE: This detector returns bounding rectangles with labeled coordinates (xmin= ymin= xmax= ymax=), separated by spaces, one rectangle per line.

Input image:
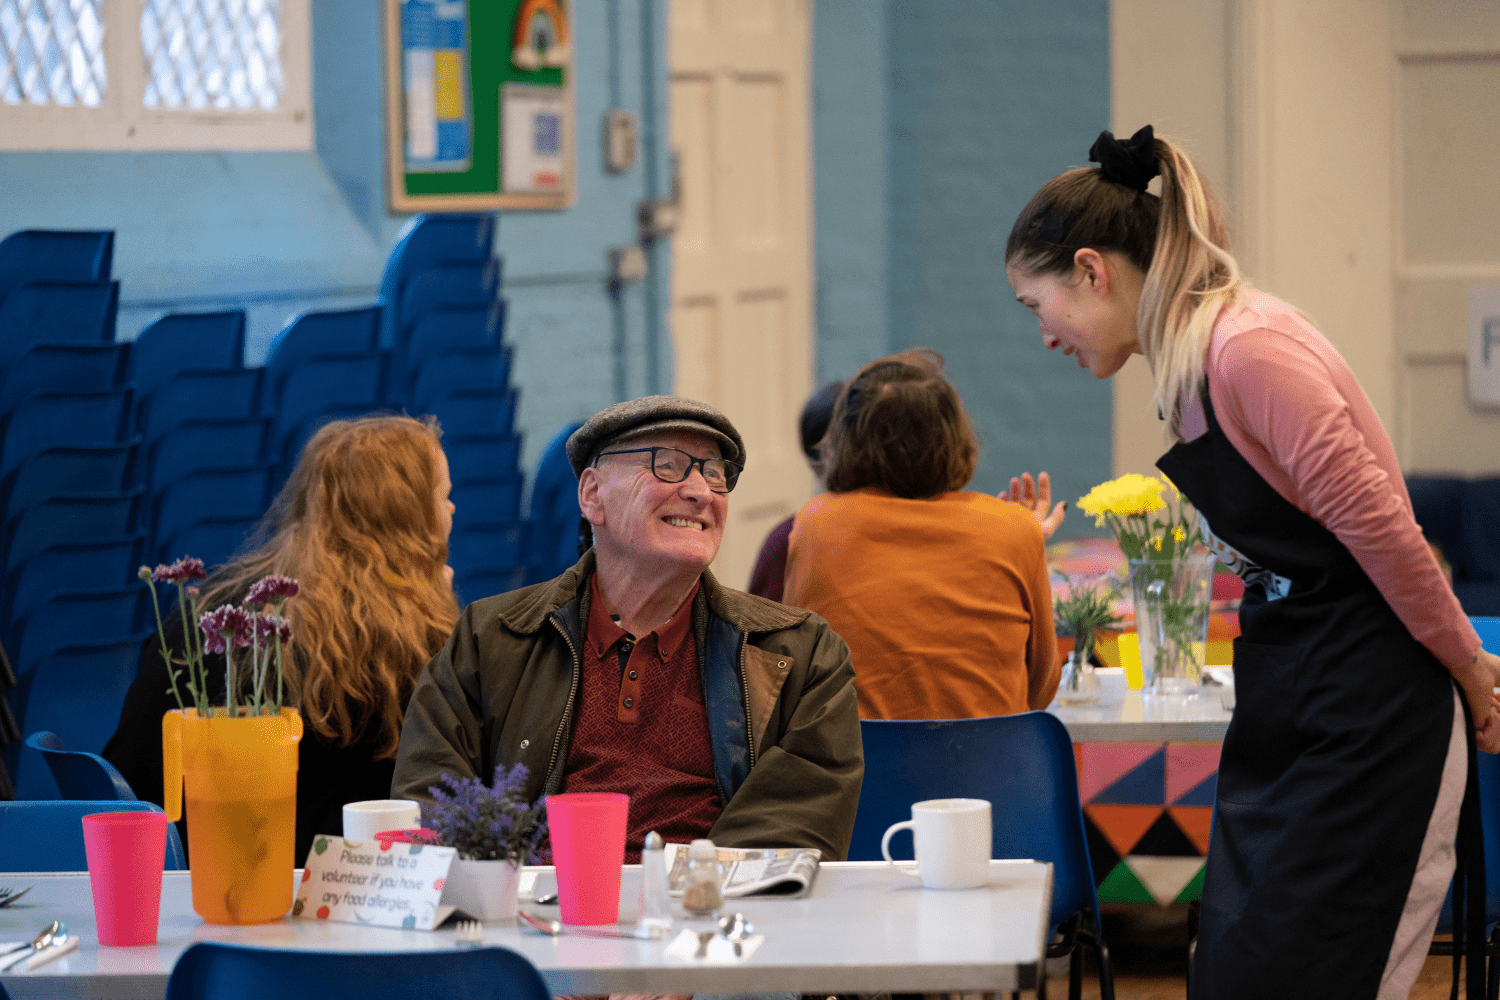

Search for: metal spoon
xmin=0 ymin=921 xmax=65 ymax=972
xmin=517 ymin=910 xmax=650 ymax=939
xmin=716 ymin=911 xmax=753 ymax=957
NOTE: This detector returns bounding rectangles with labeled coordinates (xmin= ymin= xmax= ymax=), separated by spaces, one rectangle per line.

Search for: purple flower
xmin=423 ymin=764 xmax=547 ymax=863
xmin=199 ymin=605 xmax=253 ymax=654
xmin=246 ymin=574 xmax=300 ymax=607
xmin=254 ymin=612 xmax=294 ymax=645
xmin=153 ymin=557 xmax=207 ymax=584
xmin=137 ymin=565 xmax=153 ymax=581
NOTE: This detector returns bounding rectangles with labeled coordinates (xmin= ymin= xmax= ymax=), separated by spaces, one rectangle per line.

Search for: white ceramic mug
xmin=342 ymin=799 xmax=421 ymax=841
xmin=881 ymin=798 xmax=992 ymax=890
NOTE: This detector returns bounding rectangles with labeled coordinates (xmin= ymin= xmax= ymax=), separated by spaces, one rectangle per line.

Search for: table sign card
xmin=293 ymin=835 xmax=458 ymax=930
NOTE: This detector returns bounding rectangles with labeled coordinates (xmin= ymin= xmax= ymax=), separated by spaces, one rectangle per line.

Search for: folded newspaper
xmin=663 ymin=843 xmax=822 ymax=898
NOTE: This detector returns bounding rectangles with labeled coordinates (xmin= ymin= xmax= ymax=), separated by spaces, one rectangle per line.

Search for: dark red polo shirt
xmin=561 ymin=574 xmax=721 ymax=862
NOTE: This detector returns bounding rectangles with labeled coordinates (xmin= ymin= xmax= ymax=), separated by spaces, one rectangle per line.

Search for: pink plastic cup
xmin=546 ymin=792 xmax=628 ymax=925
xmin=81 ymin=811 xmax=168 ymax=946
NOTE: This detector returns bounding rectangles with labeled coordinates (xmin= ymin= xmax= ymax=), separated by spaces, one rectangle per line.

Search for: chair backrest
xmin=4 ymin=490 xmax=142 ymax=568
xmin=0 ymin=342 xmax=129 ymax=413
xmin=0 ymin=387 xmax=135 ymax=478
xmin=8 ymin=585 xmax=147 ymax=676
xmin=422 ymin=388 xmax=517 ymax=437
xmin=403 ymin=303 xmax=504 ymax=361
xmin=25 ymin=731 xmax=137 ymax=800
xmin=151 ymin=465 xmax=271 ymax=542
xmin=851 ymin=712 xmax=1101 ymax=938
xmin=445 ymin=432 xmax=522 ymax=486
xmin=394 ymin=261 xmax=501 ymax=340
xmin=262 ymin=307 xmax=382 ymax=398
xmin=130 ymin=310 xmax=246 ymax=391
xmin=0 ymin=281 xmax=118 ymax=367
xmin=526 ymin=420 xmax=585 ymax=584
xmin=0 ymin=230 xmax=113 ymax=305
xmin=0 ymin=800 xmax=185 ymax=871
xmin=450 ymin=476 xmax=524 ymax=526
xmin=166 ymin=941 xmax=548 ymax=1000
xmin=146 ymin=417 xmax=269 ymax=488
xmin=410 ymin=345 xmax=513 ymax=410
xmin=140 ymin=368 xmax=262 ymax=441
xmin=159 ymin=515 xmax=259 ymax=570
xmin=1 ymin=440 xmax=141 ymax=521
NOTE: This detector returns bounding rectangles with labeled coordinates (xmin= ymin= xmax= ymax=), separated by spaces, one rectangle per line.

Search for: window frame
xmin=0 ymin=0 xmax=311 ymax=151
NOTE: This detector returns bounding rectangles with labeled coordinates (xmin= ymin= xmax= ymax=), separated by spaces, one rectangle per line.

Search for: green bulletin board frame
xmin=384 ymin=0 xmax=574 ymax=212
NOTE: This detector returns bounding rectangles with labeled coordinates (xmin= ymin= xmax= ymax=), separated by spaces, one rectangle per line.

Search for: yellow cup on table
xmin=1117 ymin=632 xmax=1143 ymax=690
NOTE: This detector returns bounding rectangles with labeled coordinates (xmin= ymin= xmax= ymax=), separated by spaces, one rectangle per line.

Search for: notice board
xmin=384 ymin=0 xmax=573 ymax=212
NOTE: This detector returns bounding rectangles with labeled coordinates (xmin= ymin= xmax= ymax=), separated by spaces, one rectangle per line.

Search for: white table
xmin=1048 ymin=688 xmax=1233 ymax=742
xmin=0 ymin=860 xmax=1052 ymax=999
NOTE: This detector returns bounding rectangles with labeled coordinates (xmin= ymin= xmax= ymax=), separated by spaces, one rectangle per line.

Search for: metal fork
xmin=0 ymin=886 xmax=34 ymax=908
xmin=454 ymin=920 xmax=483 ymax=947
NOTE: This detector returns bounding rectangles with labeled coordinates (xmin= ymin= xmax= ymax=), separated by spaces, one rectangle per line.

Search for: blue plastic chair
xmin=267 ymin=353 xmax=387 ymax=449
xmin=140 ymin=368 xmax=263 ymax=442
xmin=0 ymin=281 xmax=119 ymax=366
xmin=0 ymin=229 xmax=113 ymax=305
xmin=445 ymin=432 xmax=523 ymax=486
xmin=424 ymin=388 xmax=518 ymax=437
xmin=449 ymin=521 xmax=530 ymax=573
xmin=526 ymin=421 xmax=585 ymax=584
xmin=1 ymin=533 xmax=145 ymax=628
xmin=129 ymin=310 xmax=247 ymax=391
xmin=0 ymin=800 xmax=185 ymax=871
xmin=454 ymin=564 xmax=531 ymax=605
xmin=146 ymin=418 xmax=270 ymax=488
xmin=7 ymin=585 xmax=146 ymax=676
xmin=262 ymin=307 xmax=382 ymax=401
xmin=3 ymin=490 xmax=142 ymax=569
xmin=410 ymin=345 xmax=514 ymax=411
xmin=25 ymin=731 xmax=136 ymax=800
xmin=1 ymin=440 xmax=141 ymax=520
xmin=404 ymin=302 xmax=505 ymax=360
xmin=451 ymin=476 xmax=525 ymax=525
xmin=165 ymin=940 xmax=548 ymax=1000
xmin=159 ymin=514 xmax=260 ymax=569
xmin=0 ymin=387 xmax=135 ymax=478
xmin=393 ymin=261 xmax=501 ymax=342
xmin=0 ymin=342 xmax=129 ymax=413
xmin=852 ymin=713 xmax=1115 ymax=1000
xmin=151 ymin=465 xmax=272 ymax=544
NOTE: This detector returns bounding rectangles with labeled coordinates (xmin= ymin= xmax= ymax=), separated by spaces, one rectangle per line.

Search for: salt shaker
xmin=636 ymin=831 xmax=674 ymax=938
xmin=681 ymin=838 xmax=724 ymax=917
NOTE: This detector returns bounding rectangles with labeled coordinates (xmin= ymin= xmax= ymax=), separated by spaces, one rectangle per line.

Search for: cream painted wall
xmin=1110 ymin=0 xmax=1399 ymax=477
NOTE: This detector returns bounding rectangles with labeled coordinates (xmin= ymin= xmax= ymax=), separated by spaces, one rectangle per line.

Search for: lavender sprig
xmin=423 ymin=765 xmax=548 ymax=863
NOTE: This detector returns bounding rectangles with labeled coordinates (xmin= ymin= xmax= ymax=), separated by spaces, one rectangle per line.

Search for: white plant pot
xmin=443 ymin=857 xmax=521 ymax=922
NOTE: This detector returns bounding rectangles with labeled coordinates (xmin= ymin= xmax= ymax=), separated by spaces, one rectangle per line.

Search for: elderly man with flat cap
xmin=393 ymin=396 xmax=863 ymax=861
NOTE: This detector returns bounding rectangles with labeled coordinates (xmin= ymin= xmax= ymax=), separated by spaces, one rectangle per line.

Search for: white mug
xmin=881 ymin=798 xmax=992 ymax=890
xmin=342 ymin=799 xmax=422 ymax=841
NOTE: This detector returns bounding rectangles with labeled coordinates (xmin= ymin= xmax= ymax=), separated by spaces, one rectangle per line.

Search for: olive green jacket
xmin=392 ymin=551 xmax=864 ymax=859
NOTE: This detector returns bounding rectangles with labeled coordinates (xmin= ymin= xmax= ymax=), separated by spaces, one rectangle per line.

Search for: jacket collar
xmin=499 ymin=549 xmax=812 ymax=635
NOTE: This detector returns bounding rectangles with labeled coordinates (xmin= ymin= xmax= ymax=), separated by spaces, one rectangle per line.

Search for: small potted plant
xmin=1053 ymin=572 xmax=1123 ymax=706
xmin=423 ymin=765 xmax=548 ymax=922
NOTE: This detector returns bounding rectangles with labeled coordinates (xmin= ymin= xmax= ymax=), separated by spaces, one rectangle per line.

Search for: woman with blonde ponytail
xmin=1007 ymin=126 xmax=1500 ymax=1000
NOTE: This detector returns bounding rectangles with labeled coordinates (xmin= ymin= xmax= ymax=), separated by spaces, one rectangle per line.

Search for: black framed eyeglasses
xmin=594 ymin=446 xmax=743 ymax=493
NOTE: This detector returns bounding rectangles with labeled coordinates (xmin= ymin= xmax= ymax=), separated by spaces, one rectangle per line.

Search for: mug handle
xmin=881 ymin=820 xmax=920 ymax=878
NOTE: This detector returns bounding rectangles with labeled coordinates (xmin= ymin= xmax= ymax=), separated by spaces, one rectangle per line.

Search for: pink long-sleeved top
xmin=1176 ymin=290 xmax=1481 ymax=671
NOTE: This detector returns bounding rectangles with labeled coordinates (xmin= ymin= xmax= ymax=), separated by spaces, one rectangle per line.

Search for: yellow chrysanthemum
xmin=1076 ymin=473 xmax=1167 ymax=523
xmin=1172 ymin=526 xmax=1186 ymax=542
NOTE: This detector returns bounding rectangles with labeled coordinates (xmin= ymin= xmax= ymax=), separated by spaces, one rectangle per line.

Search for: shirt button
xmin=778 ymin=660 xmax=788 ymax=669
xmin=623 ymin=697 xmax=634 ymax=709
xmin=520 ymin=739 xmax=530 ymax=749
xmin=628 ymin=670 xmax=638 ymax=681
xmin=621 ymin=642 xmax=634 ymax=654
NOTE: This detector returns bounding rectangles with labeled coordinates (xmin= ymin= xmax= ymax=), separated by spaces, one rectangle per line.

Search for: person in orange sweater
xmin=783 ymin=348 xmax=1060 ymax=720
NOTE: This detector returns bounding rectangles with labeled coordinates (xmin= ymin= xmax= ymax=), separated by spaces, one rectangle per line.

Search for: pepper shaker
xmin=681 ymin=838 xmax=724 ymax=917
xmin=636 ymin=831 xmax=674 ymax=938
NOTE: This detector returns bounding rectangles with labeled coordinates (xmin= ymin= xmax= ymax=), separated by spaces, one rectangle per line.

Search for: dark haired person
xmin=1006 ymin=126 xmax=1500 ymax=1000
xmin=783 ymin=349 xmax=1059 ymax=720
xmin=746 ymin=379 xmax=844 ymax=602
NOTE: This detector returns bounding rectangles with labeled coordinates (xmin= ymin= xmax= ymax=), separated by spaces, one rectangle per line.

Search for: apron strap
xmin=1451 ymin=684 xmax=1485 ymax=1000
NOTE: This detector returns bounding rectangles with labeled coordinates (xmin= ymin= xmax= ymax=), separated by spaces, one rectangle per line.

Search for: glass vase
xmin=1055 ymin=648 xmax=1103 ymax=706
xmin=1129 ymin=553 xmax=1216 ymax=698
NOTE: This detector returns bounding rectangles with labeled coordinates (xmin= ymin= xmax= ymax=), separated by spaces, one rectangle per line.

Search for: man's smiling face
xmin=582 ymin=429 xmax=728 ymax=576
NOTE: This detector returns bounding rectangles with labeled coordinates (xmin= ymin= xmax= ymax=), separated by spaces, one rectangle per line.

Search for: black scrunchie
xmin=1088 ymin=124 xmax=1158 ymax=192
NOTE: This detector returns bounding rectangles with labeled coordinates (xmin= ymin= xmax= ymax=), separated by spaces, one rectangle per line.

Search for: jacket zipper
xmin=543 ymin=614 xmax=582 ymax=794
xmin=740 ymin=636 xmax=756 ymax=769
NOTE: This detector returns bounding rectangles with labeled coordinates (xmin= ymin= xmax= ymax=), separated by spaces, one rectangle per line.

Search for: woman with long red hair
xmin=106 ymin=415 xmax=461 ymax=862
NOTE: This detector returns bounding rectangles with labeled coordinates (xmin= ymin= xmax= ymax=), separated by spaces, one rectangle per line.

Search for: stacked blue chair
xmin=133 ymin=310 xmax=267 ymax=568
xmin=0 ymin=230 xmax=151 ymax=799
xmin=379 ymin=213 xmax=531 ymax=604
xmin=527 ymin=421 xmax=586 ymax=584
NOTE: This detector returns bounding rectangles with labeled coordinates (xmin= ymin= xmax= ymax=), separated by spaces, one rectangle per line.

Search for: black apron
xmin=1159 ymin=388 xmax=1478 ymax=999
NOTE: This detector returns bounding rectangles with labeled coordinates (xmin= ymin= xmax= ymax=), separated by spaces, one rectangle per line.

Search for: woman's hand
xmin=1455 ymin=647 xmax=1500 ymax=754
xmin=1000 ymin=471 xmax=1068 ymax=540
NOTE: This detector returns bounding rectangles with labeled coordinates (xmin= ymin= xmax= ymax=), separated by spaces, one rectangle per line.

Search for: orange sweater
xmin=784 ymin=488 xmax=1058 ymax=720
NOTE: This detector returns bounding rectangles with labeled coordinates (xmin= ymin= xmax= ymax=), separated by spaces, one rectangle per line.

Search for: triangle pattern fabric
xmin=1085 ymin=804 xmax=1162 ymax=858
xmin=1175 ymin=772 xmax=1218 ymax=807
xmin=1132 ymin=810 xmax=1200 ymax=857
xmin=1126 ymin=856 xmax=1207 ymax=906
xmin=1097 ymin=860 xmax=1156 ymax=905
xmin=1166 ymin=744 xmax=1222 ymax=804
xmin=1170 ymin=806 xmax=1214 ymax=855
xmin=1174 ymin=864 xmax=1207 ymax=903
xmin=1082 ymin=811 xmax=1122 ymax=886
xmin=1076 ymin=742 xmax=1165 ymax=802
xmin=1091 ymin=747 xmax=1165 ymax=804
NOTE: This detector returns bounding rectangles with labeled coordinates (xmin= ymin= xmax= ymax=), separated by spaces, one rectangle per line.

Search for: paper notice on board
xmin=402 ymin=0 xmax=471 ymax=173
xmin=502 ymin=83 xmax=567 ymax=193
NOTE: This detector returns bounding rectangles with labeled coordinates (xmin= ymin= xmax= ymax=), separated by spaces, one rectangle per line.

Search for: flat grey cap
xmin=566 ymin=395 xmax=745 ymax=476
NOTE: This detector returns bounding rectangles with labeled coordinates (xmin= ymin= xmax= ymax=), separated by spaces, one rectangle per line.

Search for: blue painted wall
xmin=813 ymin=0 xmax=1111 ymax=537
xmin=0 ymin=0 xmax=671 ymax=481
